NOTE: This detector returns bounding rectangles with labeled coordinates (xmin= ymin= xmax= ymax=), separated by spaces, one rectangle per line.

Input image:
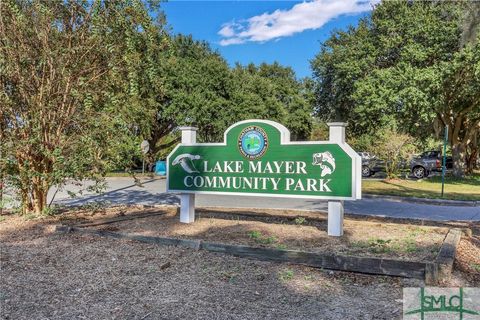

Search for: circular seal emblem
xmin=238 ymin=126 xmax=268 ymax=160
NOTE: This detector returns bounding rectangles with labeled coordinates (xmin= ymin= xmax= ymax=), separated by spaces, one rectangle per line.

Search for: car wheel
xmin=362 ymin=165 xmax=371 ymax=177
xmin=412 ymin=166 xmax=426 ymax=179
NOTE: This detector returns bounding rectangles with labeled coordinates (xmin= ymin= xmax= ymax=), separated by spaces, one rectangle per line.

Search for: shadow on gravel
xmin=0 ymin=214 xmax=407 ymax=320
xmin=55 ymin=189 xmax=179 ymax=207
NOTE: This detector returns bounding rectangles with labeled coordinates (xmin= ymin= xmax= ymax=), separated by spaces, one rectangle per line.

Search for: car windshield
xmin=421 ymin=151 xmax=439 ymax=158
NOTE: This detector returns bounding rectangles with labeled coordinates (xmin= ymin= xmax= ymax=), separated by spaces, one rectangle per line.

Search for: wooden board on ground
xmin=53 ymin=206 xmax=468 ymax=283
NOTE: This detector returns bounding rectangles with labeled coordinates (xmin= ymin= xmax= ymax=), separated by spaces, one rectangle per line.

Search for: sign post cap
xmin=327 ymin=122 xmax=347 ymax=127
xmin=178 ymin=126 xmax=198 ymax=131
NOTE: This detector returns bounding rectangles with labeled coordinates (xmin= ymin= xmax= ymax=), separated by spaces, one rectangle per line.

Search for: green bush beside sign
xmin=167 ymin=120 xmax=361 ymax=200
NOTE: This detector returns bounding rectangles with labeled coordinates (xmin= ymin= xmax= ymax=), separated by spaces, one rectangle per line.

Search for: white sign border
xmin=167 ymin=119 xmax=362 ymax=201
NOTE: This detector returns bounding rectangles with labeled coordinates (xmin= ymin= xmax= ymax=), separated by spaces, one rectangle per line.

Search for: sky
xmin=161 ymin=1 xmax=375 ymax=78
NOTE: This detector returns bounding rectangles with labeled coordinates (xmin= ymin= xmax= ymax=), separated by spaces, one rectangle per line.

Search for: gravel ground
xmin=0 ymin=207 xmax=478 ymax=320
xmin=454 ymin=237 xmax=480 ymax=284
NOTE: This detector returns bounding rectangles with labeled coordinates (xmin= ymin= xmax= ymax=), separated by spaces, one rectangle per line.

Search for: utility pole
xmin=0 ymin=146 xmax=3 ymax=216
xmin=140 ymin=140 xmax=150 ymax=175
xmin=441 ymin=125 xmax=448 ymax=197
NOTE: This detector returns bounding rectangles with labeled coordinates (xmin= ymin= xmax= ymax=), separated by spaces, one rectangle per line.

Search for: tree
xmin=256 ymin=63 xmax=313 ymax=140
xmin=311 ymin=1 xmax=480 ymax=176
xmin=371 ymin=129 xmax=416 ymax=179
xmin=162 ymin=35 xmax=233 ymax=143
xmin=230 ymin=63 xmax=313 ymax=141
xmin=0 ymin=0 xmax=163 ymax=214
xmin=139 ymin=34 xmax=233 ymax=163
xmin=143 ymin=41 xmax=314 ymax=161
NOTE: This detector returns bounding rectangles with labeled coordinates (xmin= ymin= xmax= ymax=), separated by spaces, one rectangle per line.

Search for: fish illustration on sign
xmin=312 ymin=152 xmax=336 ymax=177
xmin=172 ymin=154 xmax=201 ymax=173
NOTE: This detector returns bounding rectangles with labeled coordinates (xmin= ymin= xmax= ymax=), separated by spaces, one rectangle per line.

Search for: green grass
xmin=294 ymin=217 xmax=306 ymax=225
xmin=363 ymin=171 xmax=480 ymax=201
xmin=351 ymin=234 xmax=426 ymax=254
xmin=247 ymin=230 xmax=262 ymax=240
xmin=278 ymin=269 xmax=294 ymax=281
xmin=247 ymin=230 xmax=278 ymax=245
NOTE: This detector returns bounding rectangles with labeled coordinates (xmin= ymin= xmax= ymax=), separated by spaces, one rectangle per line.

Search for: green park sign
xmin=167 ymin=120 xmax=361 ymax=200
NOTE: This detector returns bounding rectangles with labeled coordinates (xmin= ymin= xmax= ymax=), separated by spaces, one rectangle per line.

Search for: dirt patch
xmin=90 ymin=208 xmax=448 ymax=262
xmin=1 ymin=213 xmax=414 ymax=320
xmin=0 ymin=207 xmax=477 ymax=319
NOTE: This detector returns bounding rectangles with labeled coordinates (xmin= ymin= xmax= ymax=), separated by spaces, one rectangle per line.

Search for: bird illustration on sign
xmin=172 ymin=154 xmax=201 ymax=173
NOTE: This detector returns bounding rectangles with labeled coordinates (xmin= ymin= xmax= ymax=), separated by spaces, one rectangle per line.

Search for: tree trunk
xmin=452 ymin=143 xmax=467 ymax=177
xmin=32 ymin=188 xmax=47 ymax=214
xmin=33 ymin=179 xmax=49 ymax=214
xmin=466 ymin=146 xmax=478 ymax=174
xmin=20 ymin=178 xmax=49 ymax=215
xmin=20 ymin=188 xmax=33 ymax=214
xmin=0 ymin=170 xmax=3 ymax=216
xmin=466 ymin=133 xmax=479 ymax=172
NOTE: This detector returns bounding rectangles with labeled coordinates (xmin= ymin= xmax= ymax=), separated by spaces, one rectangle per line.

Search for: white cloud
xmin=218 ymin=0 xmax=378 ymax=46
xmin=218 ymin=24 xmax=237 ymax=37
xmin=219 ymin=37 xmax=246 ymax=46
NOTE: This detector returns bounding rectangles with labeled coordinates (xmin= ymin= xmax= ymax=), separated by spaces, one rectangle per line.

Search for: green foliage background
xmin=311 ymin=1 xmax=480 ymax=176
xmin=1 ymin=0 xmax=479 ymax=214
xmin=0 ymin=0 xmax=313 ymax=213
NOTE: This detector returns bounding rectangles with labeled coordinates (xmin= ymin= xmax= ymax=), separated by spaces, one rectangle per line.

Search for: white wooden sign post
xmin=178 ymin=126 xmax=197 ymax=223
xmin=327 ymin=122 xmax=346 ymax=236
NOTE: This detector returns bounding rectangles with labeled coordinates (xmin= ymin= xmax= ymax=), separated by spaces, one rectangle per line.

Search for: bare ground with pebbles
xmin=92 ymin=207 xmax=448 ymax=261
xmin=0 ymin=206 xmax=478 ymax=320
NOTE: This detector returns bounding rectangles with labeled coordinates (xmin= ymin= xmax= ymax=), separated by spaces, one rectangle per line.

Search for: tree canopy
xmin=0 ymin=1 xmax=313 ymax=214
xmin=0 ymin=0 xmax=165 ymax=213
xmin=143 ymin=35 xmax=313 ymax=160
xmin=311 ymin=1 xmax=480 ymax=176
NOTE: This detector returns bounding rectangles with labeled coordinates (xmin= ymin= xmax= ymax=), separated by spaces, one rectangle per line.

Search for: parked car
xmin=410 ymin=151 xmax=452 ymax=179
xmin=358 ymin=152 xmax=374 ymax=160
xmin=358 ymin=152 xmax=385 ymax=177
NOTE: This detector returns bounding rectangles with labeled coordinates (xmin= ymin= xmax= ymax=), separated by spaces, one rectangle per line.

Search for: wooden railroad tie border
xmin=56 ymin=225 xmax=443 ymax=281
xmin=426 ymin=228 xmax=463 ymax=284
xmin=55 ymin=216 xmax=466 ymax=284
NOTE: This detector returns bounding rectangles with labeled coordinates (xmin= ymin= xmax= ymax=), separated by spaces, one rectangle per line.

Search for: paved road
xmin=49 ymin=177 xmax=480 ymax=221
